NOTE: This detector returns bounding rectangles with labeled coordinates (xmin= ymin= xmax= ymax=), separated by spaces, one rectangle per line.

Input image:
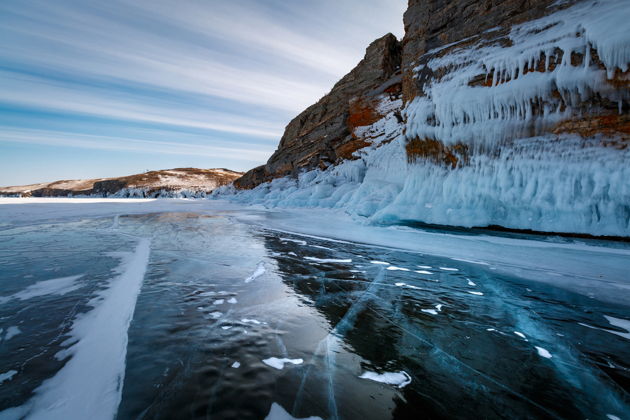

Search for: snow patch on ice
xmin=3 ymin=326 xmax=21 ymax=341
xmin=535 ymin=346 xmax=552 ymax=359
xmin=245 ymin=262 xmax=266 ymax=283
xmin=0 ymin=274 xmax=83 ymax=303
xmin=359 ymin=370 xmax=411 ymax=388
xmin=386 ymin=266 xmax=410 ymax=271
xmin=304 ymin=257 xmax=352 ymax=264
xmin=0 ymin=238 xmax=150 ymax=419
xmin=262 ymin=357 xmax=303 ymax=370
xmin=264 ymin=402 xmax=322 ymax=420
xmin=0 ymin=370 xmax=17 ymax=384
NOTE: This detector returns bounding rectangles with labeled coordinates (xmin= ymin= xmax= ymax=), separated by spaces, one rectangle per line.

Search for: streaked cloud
xmin=0 ymin=0 xmax=405 ymax=185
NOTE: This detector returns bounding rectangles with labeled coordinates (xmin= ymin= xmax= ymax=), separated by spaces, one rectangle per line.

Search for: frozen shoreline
xmin=1 ymin=197 xmax=629 ymax=306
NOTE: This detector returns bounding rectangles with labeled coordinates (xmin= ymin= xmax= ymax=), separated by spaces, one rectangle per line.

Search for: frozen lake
xmin=0 ymin=198 xmax=629 ymax=419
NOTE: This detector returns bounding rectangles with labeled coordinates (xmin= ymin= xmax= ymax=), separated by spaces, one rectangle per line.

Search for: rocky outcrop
xmin=235 ymin=33 xmax=403 ymax=189
xmin=0 ymin=168 xmax=242 ymax=198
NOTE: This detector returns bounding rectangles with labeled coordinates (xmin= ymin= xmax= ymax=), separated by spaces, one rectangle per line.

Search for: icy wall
xmin=221 ymin=0 xmax=630 ymax=237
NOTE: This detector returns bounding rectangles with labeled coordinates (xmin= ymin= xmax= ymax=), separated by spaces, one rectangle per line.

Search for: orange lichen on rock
xmin=405 ymin=137 xmax=469 ymax=169
xmin=347 ymin=97 xmax=383 ymax=133
xmin=553 ymin=113 xmax=630 ymax=144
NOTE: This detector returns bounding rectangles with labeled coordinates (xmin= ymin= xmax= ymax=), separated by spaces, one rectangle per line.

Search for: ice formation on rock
xmin=217 ymin=0 xmax=630 ymax=237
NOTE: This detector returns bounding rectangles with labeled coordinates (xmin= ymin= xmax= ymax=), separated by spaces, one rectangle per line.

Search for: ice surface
xmin=264 ymin=403 xmax=322 ymax=420
xmin=0 ymin=370 xmax=17 ymax=385
xmin=439 ymin=267 xmax=458 ymax=272
xmin=262 ymin=357 xmax=303 ymax=370
xmin=468 ymin=291 xmax=484 ymax=296
xmin=370 ymin=261 xmax=390 ymax=265
xmin=241 ymin=318 xmax=262 ymax=325
xmin=535 ymin=347 xmax=553 ymax=359
xmin=0 ymin=238 xmax=150 ymax=420
xmin=421 ymin=309 xmax=438 ymax=315
xmin=359 ymin=371 xmax=411 ymax=388
xmin=231 ymin=362 xmax=240 ymax=369
xmin=245 ymin=262 xmax=266 ymax=283
xmin=227 ymin=297 xmax=237 ymax=304
xmin=0 ymin=274 xmax=83 ymax=303
xmin=415 ymin=270 xmax=432 ymax=275
xmin=209 ymin=312 xmax=222 ymax=319
xmin=3 ymin=326 xmax=21 ymax=341
xmin=213 ymin=299 xmax=224 ymax=305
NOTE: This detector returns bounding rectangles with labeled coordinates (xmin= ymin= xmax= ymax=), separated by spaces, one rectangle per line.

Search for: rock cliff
xmin=235 ymin=34 xmax=403 ymax=189
xmin=225 ymin=0 xmax=630 ymax=237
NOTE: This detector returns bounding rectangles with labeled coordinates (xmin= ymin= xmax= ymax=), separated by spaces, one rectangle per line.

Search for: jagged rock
xmin=235 ymin=33 xmax=403 ymax=189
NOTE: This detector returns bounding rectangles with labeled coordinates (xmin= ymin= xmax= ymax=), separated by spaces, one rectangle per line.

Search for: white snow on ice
xmin=245 ymin=262 xmax=266 ymax=283
xmin=0 ymin=370 xmax=17 ymax=385
xmin=359 ymin=371 xmax=411 ymax=388
xmin=304 ymin=257 xmax=352 ymax=264
xmin=3 ymin=326 xmax=21 ymax=341
xmin=0 ymin=238 xmax=150 ymax=420
xmin=535 ymin=346 xmax=552 ymax=359
xmin=0 ymin=275 xmax=83 ymax=304
xmin=262 ymin=357 xmax=303 ymax=370
xmin=264 ymin=403 xmax=322 ymax=420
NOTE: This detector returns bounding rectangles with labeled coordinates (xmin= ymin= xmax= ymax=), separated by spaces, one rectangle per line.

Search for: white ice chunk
xmin=370 ymin=261 xmax=390 ymax=265
xmin=3 ymin=326 xmax=21 ymax=341
xmin=245 ymin=262 xmax=266 ymax=283
xmin=415 ymin=270 xmax=432 ymax=275
xmin=435 ymin=304 xmax=443 ymax=312
xmin=231 ymin=361 xmax=240 ymax=368
xmin=227 ymin=297 xmax=238 ymax=304
xmin=221 ymin=326 xmax=232 ymax=330
xmin=264 ymin=402 xmax=322 ymax=420
xmin=439 ymin=267 xmax=459 ymax=272
xmin=0 ymin=370 xmax=17 ymax=384
xmin=241 ymin=318 xmax=262 ymax=325
xmin=467 ymin=279 xmax=477 ymax=286
xmin=604 ymin=315 xmax=630 ymax=340
xmin=514 ymin=331 xmax=527 ymax=339
xmin=280 ymin=238 xmax=307 ymax=246
xmin=386 ymin=266 xmax=410 ymax=271
xmin=359 ymin=370 xmax=411 ymax=388
xmin=304 ymin=257 xmax=352 ymax=263
xmin=417 ymin=265 xmax=432 ymax=269
xmin=535 ymin=346 xmax=552 ymax=359
xmin=421 ymin=309 xmax=438 ymax=315
xmin=468 ymin=291 xmax=483 ymax=296
xmin=209 ymin=312 xmax=222 ymax=319
xmin=262 ymin=357 xmax=303 ymax=370
xmin=213 ymin=299 xmax=225 ymax=305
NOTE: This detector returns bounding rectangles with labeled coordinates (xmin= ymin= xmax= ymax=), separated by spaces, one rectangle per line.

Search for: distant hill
xmin=0 ymin=168 xmax=243 ymax=198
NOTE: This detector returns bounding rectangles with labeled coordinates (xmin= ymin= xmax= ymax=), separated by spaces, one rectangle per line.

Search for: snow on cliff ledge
xmin=216 ymin=0 xmax=630 ymax=237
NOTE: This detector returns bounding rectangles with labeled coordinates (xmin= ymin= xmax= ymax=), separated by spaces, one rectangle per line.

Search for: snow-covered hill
xmin=1 ymin=168 xmax=242 ymax=198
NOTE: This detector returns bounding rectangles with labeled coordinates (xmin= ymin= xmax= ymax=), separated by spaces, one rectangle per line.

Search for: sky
xmin=0 ymin=0 xmax=405 ymax=186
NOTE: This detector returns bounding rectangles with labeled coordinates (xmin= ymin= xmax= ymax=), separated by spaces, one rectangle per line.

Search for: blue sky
xmin=0 ymin=0 xmax=405 ymax=186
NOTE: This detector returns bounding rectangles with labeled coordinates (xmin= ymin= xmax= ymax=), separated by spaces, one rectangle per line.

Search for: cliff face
xmin=235 ymin=34 xmax=403 ymax=189
xmin=226 ymin=0 xmax=630 ymax=236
